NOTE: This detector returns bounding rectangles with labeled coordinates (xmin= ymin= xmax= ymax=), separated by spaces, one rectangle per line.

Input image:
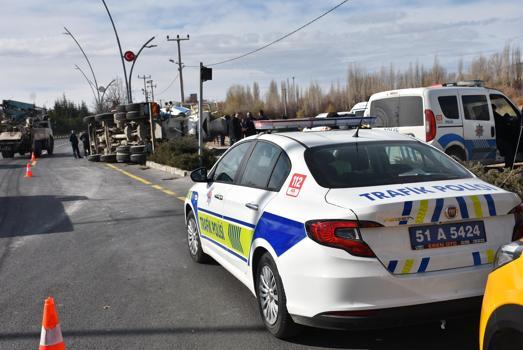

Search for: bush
xmin=148 ymin=137 xmax=216 ymax=171
xmin=464 ymin=162 xmax=523 ymax=199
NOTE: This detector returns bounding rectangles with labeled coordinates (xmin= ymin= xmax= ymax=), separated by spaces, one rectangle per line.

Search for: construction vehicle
xmin=0 ymin=100 xmax=53 ymax=158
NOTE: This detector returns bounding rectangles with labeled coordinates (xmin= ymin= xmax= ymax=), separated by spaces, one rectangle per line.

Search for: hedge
xmin=148 ymin=137 xmax=216 ymax=171
xmin=464 ymin=162 xmax=523 ymax=199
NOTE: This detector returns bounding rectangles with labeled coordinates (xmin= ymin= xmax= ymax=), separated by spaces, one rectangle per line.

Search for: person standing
xmin=79 ymin=131 xmax=90 ymax=156
xmin=228 ymin=113 xmax=242 ymax=146
xmin=69 ymin=130 xmax=82 ymax=159
xmin=258 ymin=109 xmax=268 ymax=120
xmin=241 ymin=112 xmax=256 ymax=138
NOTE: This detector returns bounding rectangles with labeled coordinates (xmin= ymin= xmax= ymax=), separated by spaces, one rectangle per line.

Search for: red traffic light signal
xmin=124 ymin=51 xmax=136 ymax=62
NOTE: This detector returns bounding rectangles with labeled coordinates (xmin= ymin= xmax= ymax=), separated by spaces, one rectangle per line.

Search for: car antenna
xmin=353 ymin=116 xmax=365 ymax=138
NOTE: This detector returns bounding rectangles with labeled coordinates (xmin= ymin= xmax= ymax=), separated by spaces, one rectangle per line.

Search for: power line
xmin=157 ymin=72 xmax=180 ymax=97
xmin=200 ymin=0 xmax=350 ymax=67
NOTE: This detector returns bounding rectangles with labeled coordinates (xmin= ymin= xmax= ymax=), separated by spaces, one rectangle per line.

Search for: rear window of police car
xmin=305 ymin=141 xmax=471 ymax=188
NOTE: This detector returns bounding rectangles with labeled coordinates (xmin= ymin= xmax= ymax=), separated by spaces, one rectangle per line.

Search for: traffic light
xmin=201 ymin=66 xmax=212 ymax=82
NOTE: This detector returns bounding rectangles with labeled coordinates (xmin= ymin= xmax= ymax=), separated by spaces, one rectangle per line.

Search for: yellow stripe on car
xmin=471 ymin=195 xmax=484 ymax=218
xmin=415 ymin=200 xmax=429 ymax=224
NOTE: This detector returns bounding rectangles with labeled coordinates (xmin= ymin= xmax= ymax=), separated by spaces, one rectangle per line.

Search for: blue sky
xmin=0 ymin=0 xmax=522 ymax=108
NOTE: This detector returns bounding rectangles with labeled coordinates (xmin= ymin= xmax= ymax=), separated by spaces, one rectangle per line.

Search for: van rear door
xmin=459 ymin=89 xmax=497 ymax=161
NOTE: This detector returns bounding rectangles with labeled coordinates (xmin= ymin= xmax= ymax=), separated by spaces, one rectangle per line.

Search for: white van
xmin=364 ymin=82 xmax=522 ymax=163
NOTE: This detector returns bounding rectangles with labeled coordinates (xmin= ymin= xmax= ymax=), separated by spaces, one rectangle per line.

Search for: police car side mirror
xmin=190 ymin=167 xmax=209 ymax=183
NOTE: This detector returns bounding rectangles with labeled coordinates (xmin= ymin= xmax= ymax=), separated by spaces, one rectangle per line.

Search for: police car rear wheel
xmin=187 ymin=211 xmax=210 ymax=263
xmin=256 ymin=253 xmax=299 ymax=339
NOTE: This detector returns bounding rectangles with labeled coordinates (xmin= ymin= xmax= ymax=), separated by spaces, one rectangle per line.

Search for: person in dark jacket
xmin=79 ymin=131 xmax=90 ymax=156
xmin=69 ymin=130 xmax=82 ymax=159
xmin=258 ymin=109 xmax=268 ymax=120
xmin=241 ymin=112 xmax=256 ymax=138
xmin=493 ymin=104 xmax=518 ymax=168
xmin=228 ymin=113 xmax=242 ymax=146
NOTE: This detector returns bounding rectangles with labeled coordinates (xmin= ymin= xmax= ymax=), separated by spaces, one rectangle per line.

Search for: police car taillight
xmin=509 ymin=203 xmax=523 ymax=241
xmin=425 ymin=109 xmax=437 ymax=142
xmin=305 ymin=220 xmax=379 ymax=257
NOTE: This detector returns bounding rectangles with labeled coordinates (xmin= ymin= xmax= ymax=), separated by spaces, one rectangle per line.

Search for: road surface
xmin=0 ymin=140 xmax=480 ymax=349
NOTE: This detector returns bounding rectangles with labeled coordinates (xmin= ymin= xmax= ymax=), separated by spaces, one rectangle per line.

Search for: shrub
xmin=148 ymin=137 xmax=216 ymax=171
xmin=464 ymin=162 xmax=523 ymax=199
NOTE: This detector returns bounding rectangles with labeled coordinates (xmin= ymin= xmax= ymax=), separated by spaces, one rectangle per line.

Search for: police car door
xmin=198 ymin=141 xmax=253 ymax=266
xmin=459 ymin=89 xmax=497 ymax=161
xmin=221 ymin=140 xmax=290 ymax=273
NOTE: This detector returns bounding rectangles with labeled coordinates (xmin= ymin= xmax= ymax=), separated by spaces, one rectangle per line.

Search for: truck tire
xmin=100 ymin=154 xmax=117 ymax=163
xmin=126 ymin=111 xmax=147 ymax=121
xmin=116 ymin=145 xmax=130 ymax=153
xmin=116 ymin=105 xmax=127 ymax=113
xmin=130 ymin=145 xmax=145 ymax=154
xmin=87 ymin=154 xmax=100 ymax=162
xmin=34 ymin=141 xmax=42 ymax=157
xmin=95 ymin=113 xmax=114 ymax=122
xmin=1 ymin=151 xmax=14 ymax=158
xmin=125 ymin=103 xmax=143 ymax=112
xmin=116 ymin=153 xmax=131 ymax=163
xmin=115 ymin=112 xmax=127 ymax=122
xmin=47 ymin=137 xmax=54 ymax=155
xmin=83 ymin=115 xmax=95 ymax=124
xmin=130 ymin=153 xmax=146 ymax=164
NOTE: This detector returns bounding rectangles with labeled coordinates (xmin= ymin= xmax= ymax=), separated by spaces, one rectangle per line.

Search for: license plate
xmin=409 ymin=221 xmax=486 ymax=250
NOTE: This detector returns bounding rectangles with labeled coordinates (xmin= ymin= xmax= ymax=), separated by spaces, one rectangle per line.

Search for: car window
xmin=462 ymin=95 xmax=490 ymax=121
xmin=267 ymin=153 xmax=291 ymax=191
xmin=438 ymin=96 xmax=459 ymax=119
xmin=490 ymin=94 xmax=520 ymax=119
xmin=240 ymin=142 xmax=281 ymax=189
xmin=371 ymin=96 xmax=423 ymax=127
xmin=212 ymin=142 xmax=251 ymax=183
xmin=305 ymin=141 xmax=471 ymax=188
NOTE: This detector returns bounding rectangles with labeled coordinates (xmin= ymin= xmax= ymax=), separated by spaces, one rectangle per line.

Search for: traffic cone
xmin=31 ymin=152 xmax=37 ymax=165
xmin=25 ymin=162 xmax=33 ymax=178
xmin=39 ymin=297 xmax=66 ymax=350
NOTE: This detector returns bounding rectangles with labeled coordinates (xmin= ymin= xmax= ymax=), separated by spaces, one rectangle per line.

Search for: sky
xmin=0 ymin=0 xmax=522 ymax=109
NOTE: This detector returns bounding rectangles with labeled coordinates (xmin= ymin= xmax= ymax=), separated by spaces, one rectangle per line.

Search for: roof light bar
xmin=254 ymin=116 xmax=376 ymax=131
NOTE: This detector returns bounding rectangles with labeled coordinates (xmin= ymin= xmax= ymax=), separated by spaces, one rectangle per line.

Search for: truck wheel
xmin=130 ymin=145 xmax=145 ymax=154
xmin=125 ymin=103 xmax=143 ymax=112
xmin=116 ymin=145 xmax=130 ymax=153
xmin=115 ymin=112 xmax=127 ymax=122
xmin=34 ymin=141 xmax=42 ymax=157
xmin=95 ymin=113 xmax=114 ymax=122
xmin=100 ymin=154 xmax=117 ymax=163
xmin=47 ymin=138 xmax=54 ymax=155
xmin=116 ymin=153 xmax=130 ymax=163
xmin=130 ymin=153 xmax=146 ymax=164
xmin=1 ymin=151 xmax=14 ymax=158
xmin=87 ymin=154 xmax=100 ymax=162
xmin=126 ymin=111 xmax=147 ymax=121
xmin=255 ymin=253 xmax=300 ymax=339
xmin=116 ymin=105 xmax=126 ymax=113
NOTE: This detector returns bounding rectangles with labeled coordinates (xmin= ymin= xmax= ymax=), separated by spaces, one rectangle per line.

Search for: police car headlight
xmin=305 ymin=220 xmax=380 ymax=258
xmin=493 ymin=241 xmax=523 ymax=269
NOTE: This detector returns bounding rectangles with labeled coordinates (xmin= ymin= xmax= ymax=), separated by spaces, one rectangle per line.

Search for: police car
xmin=184 ymin=118 xmax=522 ymax=338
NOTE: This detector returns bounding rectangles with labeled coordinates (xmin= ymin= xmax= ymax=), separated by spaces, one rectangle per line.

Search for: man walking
xmin=241 ymin=112 xmax=256 ymax=138
xmin=69 ymin=130 xmax=82 ymax=159
xmin=79 ymin=131 xmax=90 ymax=156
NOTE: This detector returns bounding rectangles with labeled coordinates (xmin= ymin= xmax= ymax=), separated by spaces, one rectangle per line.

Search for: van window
xmin=462 ymin=95 xmax=490 ymax=121
xmin=490 ymin=94 xmax=520 ymax=119
xmin=438 ymin=96 xmax=459 ymax=119
xmin=371 ymin=96 xmax=423 ymax=127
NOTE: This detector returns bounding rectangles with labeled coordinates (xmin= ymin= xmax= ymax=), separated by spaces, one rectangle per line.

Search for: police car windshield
xmin=305 ymin=141 xmax=472 ymax=188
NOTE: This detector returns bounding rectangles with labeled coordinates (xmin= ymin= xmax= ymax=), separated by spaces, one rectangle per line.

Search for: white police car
xmin=184 ymin=126 xmax=522 ymax=338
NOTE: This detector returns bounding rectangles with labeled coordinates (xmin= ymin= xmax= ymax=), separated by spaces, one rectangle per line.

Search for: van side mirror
xmin=190 ymin=167 xmax=209 ymax=183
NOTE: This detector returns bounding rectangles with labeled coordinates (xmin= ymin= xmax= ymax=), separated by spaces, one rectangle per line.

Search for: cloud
xmin=0 ymin=0 xmax=521 ymax=108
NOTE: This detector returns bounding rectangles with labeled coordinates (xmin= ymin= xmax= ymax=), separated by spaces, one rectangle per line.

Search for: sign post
xmin=198 ymin=63 xmax=212 ymax=166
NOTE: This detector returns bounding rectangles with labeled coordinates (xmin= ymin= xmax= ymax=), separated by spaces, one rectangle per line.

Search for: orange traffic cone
xmin=25 ymin=163 xmax=33 ymax=178
xmin=31 ymin=152 xmax=37 ymax=165
xmin=39 ymin=297 xmax=66 ymax=350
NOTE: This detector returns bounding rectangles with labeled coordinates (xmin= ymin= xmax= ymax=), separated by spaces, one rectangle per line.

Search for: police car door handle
xmin=245 ymin=203 xmax=259 ymax=211
xmin=214 ymin=194 xmax=223 ymax=200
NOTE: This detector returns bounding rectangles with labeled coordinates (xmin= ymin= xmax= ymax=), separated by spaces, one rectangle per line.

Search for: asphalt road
xmin=0 ymin=140 xmax=480 ymax=349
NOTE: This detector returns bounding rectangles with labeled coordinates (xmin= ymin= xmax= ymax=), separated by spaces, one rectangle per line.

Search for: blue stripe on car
xmin=484 ymin=194 xmax=497 ymax=216
xmin=431 ymin=198 xmax=444 ymax=222
xmin=399 ymin=201 xmax=413 ymax=225
xmin=456 ymin=197 xmax=469 ymax=219
xmin=418 ymin=257 xmax=430 ymax=272
xmin=252 ymin=212 xmax=307 ymax=257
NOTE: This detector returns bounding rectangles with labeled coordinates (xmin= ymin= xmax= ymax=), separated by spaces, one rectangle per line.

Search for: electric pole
xmin=138 ymin=74 xmax=151 ymax=102
xmin=167 ymin=34 xmax=190 ymax=104
xmin=147 ymin=79 xmax=156 ymax=102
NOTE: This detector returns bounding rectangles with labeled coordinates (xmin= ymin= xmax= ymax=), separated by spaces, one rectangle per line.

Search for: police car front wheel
xmin=186 ymin=211 xmax=210 ymax=263
xmin=255 ymin=253 xmax=300 ymax=339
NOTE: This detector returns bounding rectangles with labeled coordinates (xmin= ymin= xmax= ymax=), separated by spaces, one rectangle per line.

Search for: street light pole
xmin=167 ymin=34 xmax=189 ymax=103
xmin=101 ymin=0 xmax=130 ymax=103
xmin=74 ymin=65 xmax=98 ymax=103
xmin=128 ymin=36 xmax=156 ymax=103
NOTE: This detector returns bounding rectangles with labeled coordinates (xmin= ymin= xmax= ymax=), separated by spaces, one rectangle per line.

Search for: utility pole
xmin=147 ymin=79 xmax=156 ymax=102
xmin=138 ymin=74 xmax=151 ymax=102
xmin=167 ymin=34 xmax=190 ymax=104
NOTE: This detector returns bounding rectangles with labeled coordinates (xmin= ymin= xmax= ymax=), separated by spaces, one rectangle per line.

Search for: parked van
xmin=364 ymin=81 xmax=522 ymax=163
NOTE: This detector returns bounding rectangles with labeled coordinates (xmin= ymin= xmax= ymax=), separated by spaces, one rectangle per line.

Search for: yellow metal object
xmin=479 ymin=248 xmax=523 ymax=350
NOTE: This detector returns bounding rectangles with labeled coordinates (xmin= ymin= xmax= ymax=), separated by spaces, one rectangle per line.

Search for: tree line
xmin=222 ymin=44 xmax=523 ymax=118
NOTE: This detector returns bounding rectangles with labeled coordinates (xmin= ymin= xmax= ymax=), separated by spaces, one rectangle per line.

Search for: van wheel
xmin=255 ymin=253 xmax=300 ymax=339
xmin=446 ymin=147 xmax=466 ymax=162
